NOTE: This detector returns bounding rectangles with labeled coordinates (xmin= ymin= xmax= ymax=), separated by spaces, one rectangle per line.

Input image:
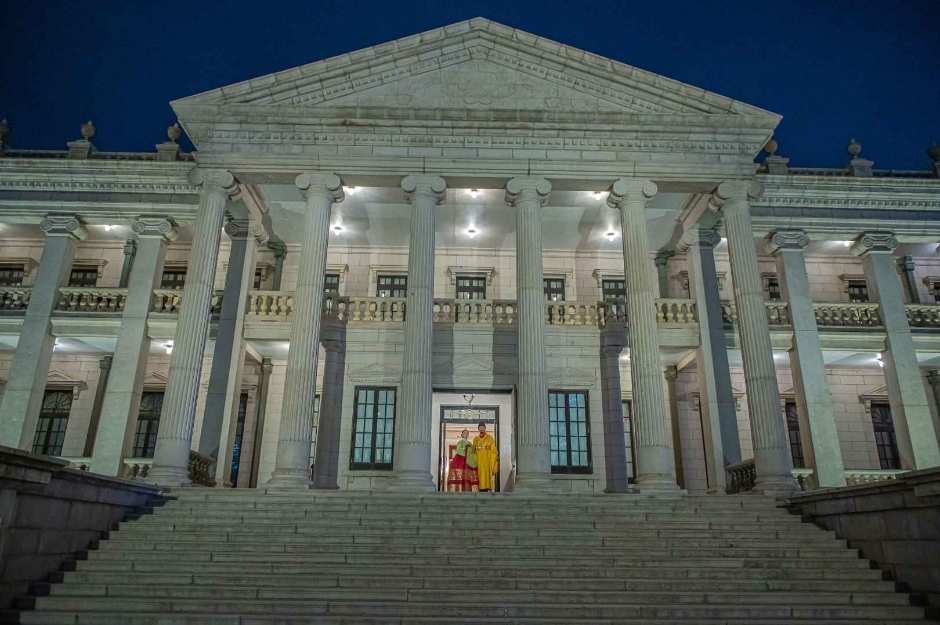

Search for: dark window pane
xmin=133 ymin=392 xmax=164 ymax=458
xmin=377 ymin=275 xmax=407 ymax=298
xmin=456 ymin=276 xmax=486 ymax=300
xmin=31 ymin=391 xmax=72 ymax=456
xmin=350 ymin=387 xmax=396 ymax=470
xmin=785 ymin=402 xmax=804 ymax=468
xmin=160 ymin=270 xmax=187 ymax=290
xmin=602 ymin=280 xmax=626 ymax=302
xmin=324 ymin=273 xmax=340 ymax=296
xmin=229 ymin=393 xmax=250 ymax=486
xmin=622 ymin=400 xmax=635 ymax=482
xmin=767 ymin=278 xmax=782 ymax=302
xmin=548 ymin=391 xmax=592 ymax=474
xmin=871 ymin=403 xmax=900 ymax=470
xmin=848 ymin=281 xmax=869 ymax=303
xmin=544 ymin=278 xmax=565 ymax=301
xmin=0 ymin=267 xmax=25 ymax=286
xmin=253 ymin=270 xmax=263 ymax=290
xmin=68 ymin=268 xmax=98 ymax=287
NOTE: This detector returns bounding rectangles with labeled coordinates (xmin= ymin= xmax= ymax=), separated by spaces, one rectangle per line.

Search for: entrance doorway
xmin=438 ymin=404 xmax=499 ymax=492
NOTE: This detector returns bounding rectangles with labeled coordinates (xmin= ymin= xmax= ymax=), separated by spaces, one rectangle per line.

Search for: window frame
xmin=455 ymin=276 xmax=487 ymax=300
xmin=229 ymin=392 xmax=250 ymax=486
xmin=0 ymin=265 xmax=25 ymax=286
xmin=31 ymin=390 xmax=73 ymax=456
xmin=766 ymin=277 xmax=782 ymax=302
xmin=68 ymin=267 xmax=99 ymax=288
xmin=133 ymin=391 xmax=164 ymax=458
xmin=376 ymin=275 xmax=407 ymax=298
xmin=602 ymin=279 xmax=626 ymax=302
xmin=622 ymin=399 xmax=636 ymax=483
xmin=349 ymin=386 xmax=397 ymax=470
xmin=847 ymin=280 xmax=870 ymax=303
xmin=324 ymin=273 xmax=341 ymax=296
xmin=548 ymin=390 xmax=593 ymax=474
xmin=784 ymin=401 xmax=805 ymax=469
xmin=160 ymin=269 xmax=187 ymax=290
xmin=870 ymin=402 xmax=901 ymax=470
xmin=543 ymin=277 xmax=566 ymax=302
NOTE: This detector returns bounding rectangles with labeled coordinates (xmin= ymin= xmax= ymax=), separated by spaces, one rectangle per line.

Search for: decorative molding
xmin=859 ymin=384 xmax=889 ymax=414
xmin=162 ymin=261 xmax=188 ymax=271
xmin=446 ymin=266 xmax=496 ymax=286
xmin=543 ymin=268 xmax=575 ymax=281
xmin=369 ymin=264 xmax=408 ymax=284
xmin=838 ymin=273 xmax=867 ymax=292
xmin=46 ymin=369 xmax=88 ymax=400
xmin=40 ymin=215 xmax=88 ymax=241
xmin=677 ymin=270 xmax=726 ymax=292
xmin=922 ymin=276 xmax=940 ymax=290
xmin=132 ymin=218 xmax=179 ymax=242
xmin=760 ymin=271 xmax=779 ymax=293
xmin=547 ymin=367 xmax=596 ymax=388
xmin=0 ymin=257 xmax=39 ymax=277
xmin=347 ymin=362 xmax=402 ymax=384
xmin=592 ymin=269 xmax=625 ymax=289
xmin=327 ymin=263 xmax=349 ymax=283
xmin=851 ymin=232 xmax=899 ymax=257
xmin=72 ymin=259 xmax=109 ymax=274
xmin=142 ymin=371 xmax=169 ymax=388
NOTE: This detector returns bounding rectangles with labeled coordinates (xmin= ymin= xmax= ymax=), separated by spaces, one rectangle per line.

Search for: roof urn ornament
xmin=846 ymin=138 xmax=862 ymax=158
xmin=80 ymin=120 xmax=96 ymax=141
xmin=763 ymin=137 xmax=778 ymax=156
xmin=167 ymin=122 xmax=182 ymax=143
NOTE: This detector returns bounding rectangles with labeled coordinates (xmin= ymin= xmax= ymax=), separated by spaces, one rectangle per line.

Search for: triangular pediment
xmin=547 ymin=367 xmax=596 ymax=387
xmin=143 ymin=372 xmax=169 ymax=387
xmin=436 ymin=355 xmax=517 ymax=376
xmin=348 ymin=362 xmax=402 ymax=383
xmin=173 ymin=18 xmax=779 ymax=120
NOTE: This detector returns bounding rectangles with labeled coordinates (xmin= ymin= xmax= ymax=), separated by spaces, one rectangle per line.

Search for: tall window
xmin=602 ymin=279 xmax=626 ymax=302
xmin=456 ymin=276 xmax=486 ymax=300
xmin=549 ymin=391 xmax=592 ymax=474
xmin=0 ymin=266 xmax=25 ymax=286
xmin=848 ymin=280 xmax=870 ymax=303
xmin=377 ymin=275 xmax=407 ymax=298
xmin=324 ymin=274 xmax=340 ymax=296
xmin=160 ymin=269 xmax=186 ymax=290
xmin=871 ymin=402 xmax=901 ymax=470
xmin=68 ymin=267 xmax=98 ymax=287
xmin=934 ymin=284 xmax=940 ymax=304
xmin=229 ymin=393 xmax=249 ymax=486
xmin=253 ymin=270 xmax=263 ymax=290
xmin=350 ymin=387 xmax=396 ymax=469
xmin=310 ymin=394 xmax=321 ymax=466
xmin=32 ymin=391 xmax=72 ymax=456
xmin=766 ymin=277 xmax=782 ymax=302
xmin=544 ymin=278 xmax=565 ymax=302
xmin=785 ymin=401 xmax=804 ymax=468
xmin=133 ymin=392 xmax=163 ymax=458
xmin=622 ymin=399 xmax=636 ymax=482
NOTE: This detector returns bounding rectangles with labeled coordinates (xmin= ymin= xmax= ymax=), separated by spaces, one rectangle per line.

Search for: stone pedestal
xmin=0 ymin=216 xmax=86 ymax=448
xmin=506 ymin=177 xmax=554 ymax=491
xmin=390 ymin=175 xmax=446 ymax=491
xmin=313 ymin=326 xmax=347 ymax=490
xmin=768 ymin=230 xmax=846 ymax=488
xmin=600 ymin=326 xmax=629 ymax=493
xmin=713 ymin=181 xmax=797 ymax=493
xmin=853 ymin=233 xmax=940 ymax=470
xmin=267 ymin=174 xmax=344 ymax=488
xmin=608 ymin=179 xmax=677 ymax=491
xmin=150 ymin=170 xmax=237 ymax=487
xmin=199 ymin=220 xmax=265 ymax=486
xmin=91 ymin=219 xmax=176 ymax=476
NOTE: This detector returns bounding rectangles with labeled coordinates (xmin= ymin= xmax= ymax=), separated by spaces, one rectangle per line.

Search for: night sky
xmin=2 ymin=0 xmax=938 ymax=170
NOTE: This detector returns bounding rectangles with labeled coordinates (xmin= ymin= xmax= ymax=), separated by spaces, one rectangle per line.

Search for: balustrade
xmin=791 ymin=467 xmax=816 ymax=491
xmin=248 ymin=290 xmax=294 ymax=317
xmin=905 ymin=304 xmax=940 ymax=328
xmin=656 ymin=299 xmax=698 ymax=324
xmin=812 ymin=302 xmax=881 ymax=327
xmin=724 ymin=458 xmax=756 ymax=494
xmin=55 ymin=288 xmax=126 ymax=313
xmin=344 ymin=297 xmax=406 ymax=322
xmin=0 ymin=287 xmax=31 ymax=311
xmin=188 ymin=450 xmax=216 ymax=487
xmin=60 ymin=456 xmax=92 ymax=472
xmin=151 ymin=289 xmax=223 ymax=315
xmin=545 ymin=302 xmax=602 ymax=326
xmin=122 ymin=458 xmax=152 ymax=479
xmin=764 ymin=301 xmax=790 ymax=326
xmin=844 ymin=469 xmax=905 ymax=485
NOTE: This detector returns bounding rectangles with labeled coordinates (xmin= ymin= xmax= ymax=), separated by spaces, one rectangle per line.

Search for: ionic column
xmin=506 ymin=177 xmax=553 ymax=490
xmin=0 ymin=215 xmax=86 ymax=448
xmin=82 ymin=356 xmax=112 ymax=457
xmin=600 ymin=326 xmax=629 ymax=493
xmin=92 ymin=218 xmax=177 ymax=475
xmin=248 ymin=357 xmax=273 ymax=488
xmin=767 ymin=230 xmax=846 ymax=487
xmin=313 ymin=324 xmax=347 ymax=490
xmin=712 ymin=181 xmax=797 ymax=492
xmin=199 ymin=220 xmax=267 ymax=486
xmin=853 ymin=233 xmax=940 ymax=469
xmin=150 ymin=171 xmax=237 ymax=486
xmin=608 ymin=179 xmax=677 ymax=491
xmin=390 ymin=175 xmax=446 ymax=490
xmin=267 ymin=173 xmax=344 ymax=488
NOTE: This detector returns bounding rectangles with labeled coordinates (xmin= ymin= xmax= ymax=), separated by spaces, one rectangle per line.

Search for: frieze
xmin=0 ymin=179 xmax=199 ymax=194
xmin=754 ymin=194 xmax=940 ymax=211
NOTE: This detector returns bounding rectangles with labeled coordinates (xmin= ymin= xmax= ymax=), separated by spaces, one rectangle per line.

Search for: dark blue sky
xmin=3 ymin=1 xmax=938 ymax=169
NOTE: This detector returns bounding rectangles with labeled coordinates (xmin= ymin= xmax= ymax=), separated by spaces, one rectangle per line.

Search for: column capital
xmin=295 ymin=172 xmax=344 ymax=203
xmin=677 ymin=227 xmax=721 ymax=253
xmin=224 ymin=219 xmax=268 ymax=244
xmin=664 ymin=364 xmax=678 ymax=381
xmin=710 ymin=180 xmax=764 ymax=211
xmin=654 ymin=249 xmax=676 ymax=267
xmin=132 ymin=217 xmax=179 ymax=243
xmin=901 ymin=255 xmax=916 ymax=271
xmin=260 ymin=357 xmax=274 ymax=375
xmin=607 ymin=178 xmax=657 ymax=209
xmin=765 ymin=229 xmax=810 ymax=255
xmin=188 ymin=168 xmax=238 ymax=198
xmin=505 ymin=177 xmax=551 ymax=207
xmin=402 ymin=175 xmax=447 ymax=204
xmin=267 ymin=241 xmax=287 ymax=259
xmin=122 ymin=238 xmax=137 ymax=254
xmin=850 ymin=232 xmax=899 ymax=257
xmin=40 ymin=215 xmax=88 ymax=240
xmin=99 ymin=355 xmax=113 ymax=371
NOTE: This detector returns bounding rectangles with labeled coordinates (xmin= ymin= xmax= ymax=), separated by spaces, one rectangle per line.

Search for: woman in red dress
xmin=446 ymin=429 xmax=479 ymax=492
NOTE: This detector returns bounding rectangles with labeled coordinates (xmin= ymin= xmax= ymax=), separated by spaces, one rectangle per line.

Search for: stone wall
xmin=787 ymin=467 xmax=940 ymax=608
xmin=0 ymin=446 xmax=160 ymax=609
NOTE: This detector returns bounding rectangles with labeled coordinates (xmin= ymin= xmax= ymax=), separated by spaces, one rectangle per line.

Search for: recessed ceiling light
xmin=594 ymin=191 xmax=604 ymax=200
xmin=333 ymin=224 xmax=343 ymax=234
xmin=876 ymin=353 xmax=884 ymax=367
xmin=346 ymin=187 xmax=357 ymax=195
xmin=843 ymin=240 xmax=852 ymax=247
xmin=165 ymin=341 xmax=174 ymax=355
xmin=470 ymin=189 xmax=479 ymax=199
xmin=467 ymin=227 xmax=477 ymax=239
xmin=104 ymin=225 xmax=113 ymax=232
xmin=606 ymin=231 xmax=617 ymax=241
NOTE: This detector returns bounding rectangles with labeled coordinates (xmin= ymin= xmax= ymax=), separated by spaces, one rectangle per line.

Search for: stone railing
xmin=791 ymin=467 xmax=816 ymax=491
xmin=189 ymin=450 xmax=217 ymax=487
xmin=343 ymin=297 xmax=407 ymax=322
xmin=724 ymin=458 xmax=756 ymax=494
xmin=813 ymin=302 xmax=881 ymax=327
xmin=55 ymin=288 xmax=127 ymax=313
xmin=59 ymin=456 xmax=92 ymax=472
xmin=0 ymin=287 xmax=31 ymax=312
xmin=844 ymin=469 xmax=906 ymax=486
xmin=765 ymin=302 xmax=790 ymax=326
xmin=905 ymin=304 xmax=940 ymax=328
xmin=248 ymin=290 xmax=294 ymax=317
xmin=656 ymin=299 xmax=698 ymax=324
xmin=544 ymin=302 xmax=603 ymax=326
xmin=435 ymin=299 xmax=517 ymax=324
xmin=151 ymin=289 xmax=223 ymax=315
xmin=122 ymin=458 xmax=152 ymax=479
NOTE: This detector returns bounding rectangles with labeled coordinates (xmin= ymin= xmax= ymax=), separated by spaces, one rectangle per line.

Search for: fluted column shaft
xmin=714 ymin=181 xmax=797 ymax=492
xmin=608 ymin=179 xmax=677 ymax=490
xmin=0 ymin=215 xmax=86 ymax=448
xmin=150 ymin=170 xmax=237 ymax=486
xmin=507 ymin=177 xmax=553 ymax=490
xmin=600 ymin=327 xmax=629 ymax=492
xmin=267 ymin=173 xmax=344 ymax=488
xmin=391 ymin=175 xmax=446 ymax=490
xmin=313 ymin=328 xmax=347 ymax=490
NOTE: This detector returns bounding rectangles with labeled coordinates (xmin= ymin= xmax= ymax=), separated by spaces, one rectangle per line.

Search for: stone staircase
xmin=7 ymin=490 xmax=933 ymax=624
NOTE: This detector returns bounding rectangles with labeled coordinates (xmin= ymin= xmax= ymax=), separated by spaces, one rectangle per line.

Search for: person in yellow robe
xmin=473 ymin=422 xmax=499 ymax=492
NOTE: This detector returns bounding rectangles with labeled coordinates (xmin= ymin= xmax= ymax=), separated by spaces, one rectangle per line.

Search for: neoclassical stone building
xmin=2 ymin=18 xmax=940 ymax=496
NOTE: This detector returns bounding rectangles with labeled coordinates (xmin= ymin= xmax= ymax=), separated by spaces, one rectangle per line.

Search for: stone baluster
xmin=391 ymin=175 xmax=446 ymax=491
xmin=711 ymin=181 xmax=797 ymax=492
xmin=608 ymin=179 xmax=677 ymax=491
xmin=0 ymin=215 xmax=86 ymax=448
xmin=853 ymin=232 xmax=940 ymax=469
xmin=506 ymin=177 xmax=553 ymax=490
xmin=313 ymin=325 xmax=347 ymax=490
xmin=149 ymin=171 xmax=238 ymax=486
xmin=600 ymin=326 xmax=629 ymax=493
xmin=267 ymin=173 xmax=344 ymax=488
xmin=767 ymin=230 xmax=846 ymax=487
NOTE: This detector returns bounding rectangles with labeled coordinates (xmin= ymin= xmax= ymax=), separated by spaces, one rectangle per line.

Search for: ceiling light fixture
xmin=333 ymin=224 xmax=343 ymax=234
xmin=467 ymin=227 xmax=477 ymax=239
xmin=594 ymin=191 xmax=604 ymax=200
xmin=53 ymin=339 xmax=62 ymax=351
xmin=104 ymin=225 xmax=113 ymax=232
xmin=346 ymin=186 xmax=357 ymax=195
xmin=876 ymin=353 xmax=884 ymax=368
xmin=606 ymin=231 xmax=617 ymax=241
xmin=165 ymin=341 xmax=174 ymax=355
xmin=843 ymin=240 xmax=852 ymax=247
xmin=470 ymin=189 xmax=479 ymax=199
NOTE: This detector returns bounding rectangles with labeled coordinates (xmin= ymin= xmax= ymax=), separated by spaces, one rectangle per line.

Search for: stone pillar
xmin=599 ymin=326 xmax=629 ymax=493
xmin=269 ymin=242 xmax=286 ymax=290
xmin=390 ymin=175 xmax=446 ymax=490
xmin=767 ymin=230 xmax=846 ymax=488
xmin=853 ymin=233 xmax=940 ymax=469
xmin=506 ymin=177 xmax=554 ymax=490
xmin=664 ymin=365 xmax=684 ymax=489
xmin=654 ymin=250 xmax=675 ymax=298
xmin=149 ymin=170 xmax=237 ymax=486
xmin=681 ymin=226 xmax=739 ymax=492
xmin=608 ymin=179 xmax=677 ymax=491
xmin=313 ymin=324 xmax=347 ymax=490
xmin=92 ymin=218 xmax=177 ymax=476
xmin=118 ymin=239 xmax=136 ymax=289
xmin=82 ymin=356 xmax=112 ymax=457
xmin=199 ymin=220 xmax=266 ymax=486
xmin=900 ymin=256 xmax=919 ymax=304
xmin=267 ymin=173 xmax=344 ymax=488
xmin=248 ymin=357 xmax=273 ymax=488
xmin=0 ymin=215 xmax=86 ymax=448
xmin=712 ymin=181 xmax=797 ymax=492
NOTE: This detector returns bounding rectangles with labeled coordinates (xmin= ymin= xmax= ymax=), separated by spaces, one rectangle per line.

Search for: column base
xmin=753 ymin=473 xmax=800 ymax=495
xmin=266 ymin=467 xmax=311 ymax=490
xmin=603 ymin=478 xmax=630 ymax=494
xmin=387 ymin=470 xmax=436 ymax=492
xmin=147 ymin=465 xmax=192 ymax=488
xmin=634 ymin=473 xmax=681 ymax=493
xmin=512 ymin=472 xmax=555 ymax=493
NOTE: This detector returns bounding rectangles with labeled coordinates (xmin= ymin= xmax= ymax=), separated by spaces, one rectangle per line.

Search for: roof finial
xmin=167 ymin=122 xmax=182 ymax=143
xmin=846 ymin=138 xmax=872 ymax=177
xmin=762 ymin=136 xmax=788 ymax=175
xmin=80 ymin=120 xmax=96 ymax=141
xmin=763 ymin=137 xmax=778 ymax=156
xmin=846 ymin=137 xmax=862 ymax=158
xmin=68 ymin=120 xmax=97 ymax=159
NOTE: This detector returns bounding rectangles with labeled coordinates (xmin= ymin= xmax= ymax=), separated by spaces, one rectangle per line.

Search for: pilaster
xmin=653 ymin=250 xmax=675 ymax=298
xmin=313 ymin=326 xmax=347 ymax=490
xmin=600 ymin=327 xmax=629 ymax=493
xmin=663 ymin=365 xmax=684 ymax=489
xmin=82 ymin=356 xmax=113 ymax=458
xmin=268 ymin=242 xmax=287 ymax=290
xmin=248 ymin=358 xmax=273 ymax=488
xmin=899 ymin=256 xmax=919 ymax=304
xmin=118 ymin=239 xmax=136 ymax=289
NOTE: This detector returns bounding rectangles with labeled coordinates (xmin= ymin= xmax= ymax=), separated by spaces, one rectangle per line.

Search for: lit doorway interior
xmin=438 ymin=400 xmax=499 ymax=492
